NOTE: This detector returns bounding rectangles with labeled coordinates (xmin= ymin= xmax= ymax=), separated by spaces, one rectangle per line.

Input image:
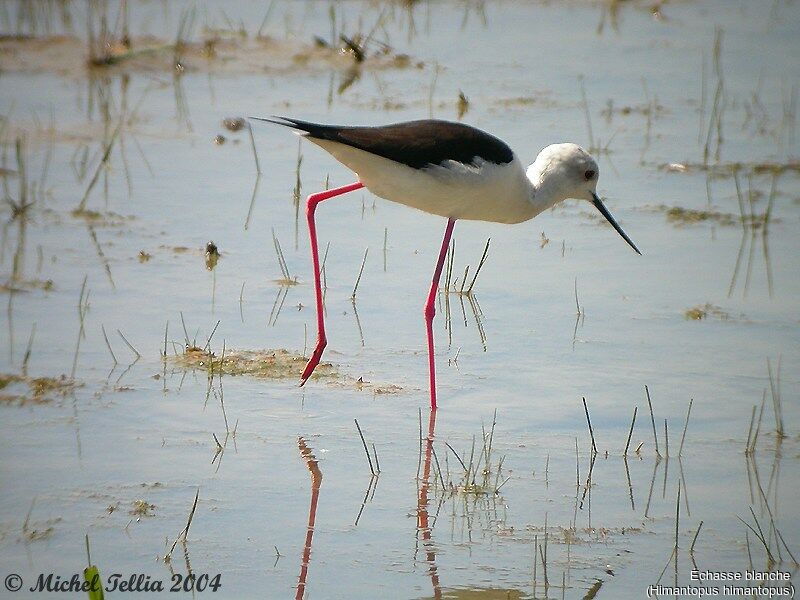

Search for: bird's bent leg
xmin=423 ymin=219 xmax=456 ymax=410
xmin=300 ymin=181 xmax=365 ymax=386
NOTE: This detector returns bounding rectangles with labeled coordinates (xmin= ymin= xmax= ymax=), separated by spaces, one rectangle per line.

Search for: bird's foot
xmin=299 ymin=340 xmax=326 ymax=386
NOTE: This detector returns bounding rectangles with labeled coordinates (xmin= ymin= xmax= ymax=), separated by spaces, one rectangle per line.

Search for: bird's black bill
xmin=591 ymin=192 xmax=641 ymax=255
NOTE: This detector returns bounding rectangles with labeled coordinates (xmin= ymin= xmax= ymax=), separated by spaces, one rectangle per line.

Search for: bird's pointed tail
xmin=249 ymin=116 xmax=341 ymax=139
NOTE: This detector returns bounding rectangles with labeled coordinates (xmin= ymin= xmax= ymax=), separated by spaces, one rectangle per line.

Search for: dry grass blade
xmin=582 ymin=397 xmax=597 ymax=454
xmin=538 ymin=544 xmax=548 ymax=588
xmin=351 ymin=248 xmax=368 ymax=300
xmin=202 ymin=320 xmax=221 ymax=353
xmin=624 ymin=406 xmax=637 ymax=456
xmin=775 ymin=527 xmax=799 ymax=566
xmin=750 ymin=390 xmax=767 ymax=453
xmin=767 ymin=356 xmax=784 ymax=438
xmin=690 ymin=520 xmax=703 ymax=555
xmin=71 ymin=275 xmax=89 ymax=379
xmin=76 ymin=120 xmax=122 ymax=213
xmin=656 ymin=547 xmax=676 ymax=585
xmin=354 ymin=419 xmax=375 ymax=476
xmin=458 ymin=265 xmax=469 ymax=294
xmin=485 ymin=409 xmax=497 ymax=466
xmin=14 ymin=137 xmax=29 ymax=210
xmin=162 ymin=321 xmax=169 ymax=358
xmin=645 ymin=385 xmax=660 ymax=456
xmin=292 ymin=140 xmax=303 ymax=206
xmin=674 ymin=480 xmax=681 ymax=563
xmin=272 ymin=228 xmax=292 ymax=281
xmin=165 ymin=488 xmax=200 ymax=560
xmin=737 ymin=510 xmax=775 ymax=566
xmin=22 ymin=497 xmax=36 ymax=536
xmin=745 ymin=404 xmax=757 ymax=454
xmin=22 ymin=322 xmax=36 ymax=376
xmin=444 ymin=238 xmax=455 ymax=293
xmin=431 ymin=444 xmax=445 ymax=489
xmin=371 ymin=443 xmax=380 ymax=475
xmin=101 ymin=324 xmax=117 ymax=365
xmin=678 ymin=398 xmax=693 ymax=457
xmin=180 ymin=311 xmax=191 ymax=347
xmin=445 ymin=441 xmax=468 ymax=473
xmin=248 ymin=123 xmax=261 ymax=174
xmin=116 ymin=329 xmax=141 ymax=358
xmin=465 ymin=238 xmax=490 ymax=294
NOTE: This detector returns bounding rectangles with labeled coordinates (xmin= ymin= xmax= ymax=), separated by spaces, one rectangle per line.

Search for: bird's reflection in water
xmin=728 ymin=172 xmax=777 ymax=299
xmin=417 ymin=408 xmax=442 ymax=600
xmin=296 ymin=437 xmax=322 ymax=600
xmin=413 ymin=408 xmax=542 ymax=600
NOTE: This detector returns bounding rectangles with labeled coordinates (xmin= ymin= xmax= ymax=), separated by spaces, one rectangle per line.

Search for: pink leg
xmin=300 ymin=181 xmax=365 ymax=386
xmin=424 ymin=219 xmax=456 ymax=410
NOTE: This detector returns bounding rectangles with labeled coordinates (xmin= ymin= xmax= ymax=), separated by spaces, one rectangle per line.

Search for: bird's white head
xmin=527 ymin=143 xmax=598 ymax=205
xmin=527 ymin=143 xmax=641 ymax=254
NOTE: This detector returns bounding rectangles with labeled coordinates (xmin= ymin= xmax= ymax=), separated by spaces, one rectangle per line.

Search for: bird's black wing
xmin=256 ymin=117 xmax=514 ymax=169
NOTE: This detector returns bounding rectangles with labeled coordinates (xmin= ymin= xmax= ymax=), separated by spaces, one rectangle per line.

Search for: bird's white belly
xmin=310 ymin=139 xmax=536 ymax=224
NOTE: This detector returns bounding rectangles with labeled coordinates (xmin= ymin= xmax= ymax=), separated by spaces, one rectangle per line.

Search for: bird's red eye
xmin=584 ymin=169 xmax=595 ymax=180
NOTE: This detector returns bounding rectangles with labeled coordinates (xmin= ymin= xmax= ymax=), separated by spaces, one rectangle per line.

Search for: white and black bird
xmin=252 ymin=117 xmax=641 ymax=409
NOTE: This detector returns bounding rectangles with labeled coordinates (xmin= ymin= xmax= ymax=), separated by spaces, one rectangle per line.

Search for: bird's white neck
xmin=525 ymin=158 xmax=566 ymax=217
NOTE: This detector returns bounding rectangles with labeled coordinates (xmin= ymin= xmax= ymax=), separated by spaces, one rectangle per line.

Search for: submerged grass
xmin=441 ymin=410 xmax=508 ymax=498
xmin=21 ymin=498 xmax=59 ymax=543
xmin=129 ymin=499 xmax=156 ymax=517
xmin=172 ymin=347 xmax=336 ymax=380
xmin=171 ymin=343 xmax=401 ymax=392
xmin=684 ymin=303 xmax=731 ymax=321
xmin=661 ymin=205 xmax=738 ymax=227
xmin=661 ymin=159 xmax=800 ymax=178
xmin=0 ymin=372 xmax=80 ymax=405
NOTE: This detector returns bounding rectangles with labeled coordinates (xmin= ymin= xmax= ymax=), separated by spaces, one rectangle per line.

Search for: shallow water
xmin=1 ymin=1 xmax=799 ymax=598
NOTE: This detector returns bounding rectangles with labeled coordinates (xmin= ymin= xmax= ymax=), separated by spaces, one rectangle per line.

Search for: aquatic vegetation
xmin=0 ymin=31 xmax=417 ymax=77
xmin=0 ymin=279 xmax=54 ymax=293
xmin=662 ymin=205 xmax=737 ymax=226
xmin=172 ymin=347 xmax=338 ymax=380
xmin=659 ymin=160 xmax=800 ymax=178
xmin=129 ymin=500 xmax=155 ymax=517
xmin=204 ymin=241 xmax=219 ymax=270
xmin=441 ymin=411 xmax=508 ymax=498
xmin=0 ymin=373 xmax=80 ymax=405
xmin=21 ymin=499 xmax=60 ymax=543
xmin=643 ymin=204 xmax=777 ymax=228
xmin=684 ymin=303 xmax=731 ymax=321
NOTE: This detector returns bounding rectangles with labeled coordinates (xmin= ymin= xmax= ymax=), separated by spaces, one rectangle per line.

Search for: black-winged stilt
xmin=253 ymin=117 xmax=641 ymax=409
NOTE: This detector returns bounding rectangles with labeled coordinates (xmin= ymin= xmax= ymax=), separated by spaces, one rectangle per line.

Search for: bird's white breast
xmin=310 ymin=139 xmax=537 ymax=224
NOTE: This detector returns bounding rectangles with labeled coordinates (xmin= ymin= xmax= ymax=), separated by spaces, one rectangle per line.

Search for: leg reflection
xmin=296 ymin=437 xmax=323 ymax=600
xmin=417 ymin=408 xmax=442 ymax=599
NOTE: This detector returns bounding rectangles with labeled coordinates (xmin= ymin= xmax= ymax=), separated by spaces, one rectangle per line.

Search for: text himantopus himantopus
xmin=253 ymin=117 xmax=641 ymax=409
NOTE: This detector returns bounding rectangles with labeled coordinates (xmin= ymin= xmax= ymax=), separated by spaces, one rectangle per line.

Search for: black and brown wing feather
xmin=258 ymin=117 xmax=514 ymax=169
